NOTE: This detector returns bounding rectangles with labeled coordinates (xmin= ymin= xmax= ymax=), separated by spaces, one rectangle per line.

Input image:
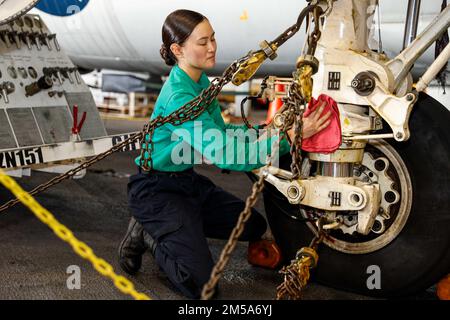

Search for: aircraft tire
xmin=263 ymin=92 xmax=450 ymax=298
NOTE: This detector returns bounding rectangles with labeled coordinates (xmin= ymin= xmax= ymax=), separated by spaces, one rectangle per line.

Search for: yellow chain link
xmin=0 ymin=169 xmax=151 ymax=301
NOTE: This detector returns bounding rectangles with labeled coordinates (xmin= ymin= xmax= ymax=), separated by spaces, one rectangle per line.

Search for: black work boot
xmin=118 ymin=217 xmax=156 ymax=275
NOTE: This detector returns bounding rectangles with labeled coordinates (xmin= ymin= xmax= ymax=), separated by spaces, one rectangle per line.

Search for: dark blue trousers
xmin=127 ymin=169 xmax=267 ymax=299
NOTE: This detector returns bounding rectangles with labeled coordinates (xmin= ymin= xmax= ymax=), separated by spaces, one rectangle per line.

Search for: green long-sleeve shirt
xmin=135 ymin=65 xmax=290 ymax=172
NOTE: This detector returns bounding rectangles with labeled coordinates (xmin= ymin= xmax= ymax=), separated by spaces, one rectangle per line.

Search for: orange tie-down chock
xmin=247 ymin=239 xmax=283 ymax=269
xmin=437 ymin=274 xmax=450 ymax=300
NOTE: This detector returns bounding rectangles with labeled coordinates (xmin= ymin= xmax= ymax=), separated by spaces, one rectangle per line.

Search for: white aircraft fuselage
xmin=30 ymin=0 xmax=449 ymax=77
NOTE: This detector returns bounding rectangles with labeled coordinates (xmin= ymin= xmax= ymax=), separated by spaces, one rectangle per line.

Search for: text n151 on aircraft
xmin=0 ymin=148 xmax=44 ymax=169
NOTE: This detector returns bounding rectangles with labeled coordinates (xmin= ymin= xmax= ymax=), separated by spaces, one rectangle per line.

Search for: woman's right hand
xmin=287 ymin=101 xmax=332 ymax=142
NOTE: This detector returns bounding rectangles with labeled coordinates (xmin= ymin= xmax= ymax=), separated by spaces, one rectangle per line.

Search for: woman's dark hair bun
xmin=160 ymin=44 xmax=176 ymax=66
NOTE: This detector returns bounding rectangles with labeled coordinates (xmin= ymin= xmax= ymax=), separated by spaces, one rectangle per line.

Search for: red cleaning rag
xmin=301 ymin=94 xmax=341 ymax=154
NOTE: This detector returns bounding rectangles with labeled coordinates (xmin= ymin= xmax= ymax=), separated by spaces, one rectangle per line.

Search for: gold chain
xmin=275 ymin=5 xmax=325 ymax=299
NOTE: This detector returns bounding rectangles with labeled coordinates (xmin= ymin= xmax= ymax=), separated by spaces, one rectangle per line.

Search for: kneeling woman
xmin=118 ymin=9 xmax=331 ymax=299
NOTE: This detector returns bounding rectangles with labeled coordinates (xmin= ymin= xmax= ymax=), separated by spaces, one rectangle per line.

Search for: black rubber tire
xmin=263 ymin=92 xmax=450 ymax=298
